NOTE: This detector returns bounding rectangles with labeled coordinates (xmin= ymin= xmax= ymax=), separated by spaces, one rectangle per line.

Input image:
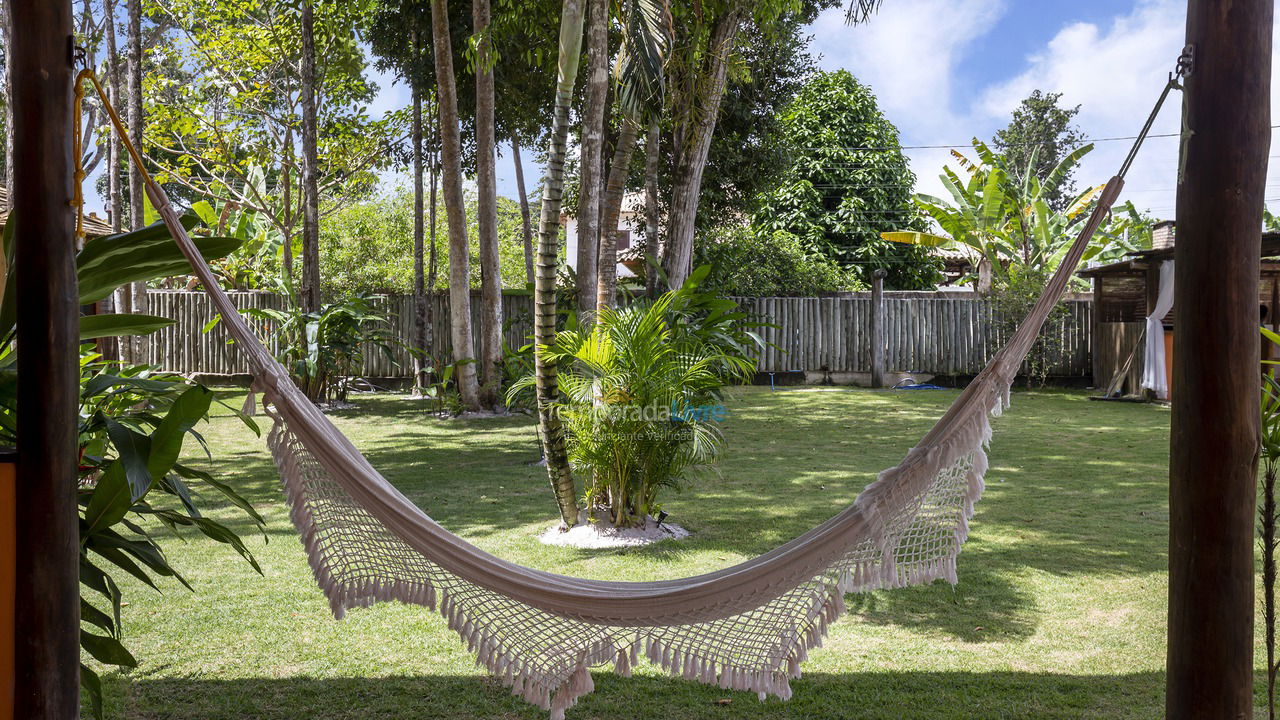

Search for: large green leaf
xmin=77 ymin=215 xmax=243 ymax=304
xmin=146 ymin=385 xmax=213 ymax=481
xmin=83 ymin=462 xmax=133 ymax=534
xmin=79 ymin=313 xmax=175 ymax=340
xmin=104 ymin=417 xmax=153 ymax=502
xmin=80 ymin=629 xmax=137 ymax=667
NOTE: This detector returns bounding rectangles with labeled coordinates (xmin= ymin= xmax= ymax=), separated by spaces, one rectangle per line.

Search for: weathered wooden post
xmin=11 ymin=1 xmax=80 ymax=718
xmin=1167 ymin=1 xmax=1271 ymax=717
xmin=870 ymin=269 xmax=887 ymax=388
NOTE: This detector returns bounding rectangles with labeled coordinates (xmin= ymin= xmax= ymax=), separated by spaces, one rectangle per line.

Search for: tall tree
xmin=122 ymin=0 xmax=148 ymax=363
xmin=474 ymin=0 xmax=503 ymax=406
xmin=103 ymin=0 xmax=124 ymax=232
xmin=991 ymin=89 xmax=1085 ymax=212
xmin=660 ymin=2 xmax=744 ymax=289
xmin=753 ymin=69 xmax=938 ymax=289
xmin=597 ymin=0 xmax=672 ymax=312
xmin=411 ymin=28 xmax=429 ymax=395
xmin=661 ymin=0 xmax=878 ymax=288
xmin=299 ymin=0 xmax=322 ymax=312
xmin=512 ymin=134 xmax=536 ymax=286
xmin=430 ymin=0 xmax=482 ymax=410
xmin=147 ymin=0 xmax=396 ymax=289
xmin=575 ymin=0 xmax=608 ymax=317
xmin=534 ymin=0 xmax=588 ymax=528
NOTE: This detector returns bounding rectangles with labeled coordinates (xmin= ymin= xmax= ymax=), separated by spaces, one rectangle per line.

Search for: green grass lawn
xmin=97 ymin=385 xmax=1221 ymax=718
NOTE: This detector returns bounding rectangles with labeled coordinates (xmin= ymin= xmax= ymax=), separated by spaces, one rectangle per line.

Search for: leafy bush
xmin=243 ymin=292 xmax=398 ymax=404
xmin=694 ymin=226 xmax=865 ymax=296
xmin=320 ymin=187 xmax=531 ymax=294
xmin=990 ymin=265 xmax=1069 ymax=387
xmin=513 ymin=273 xmax=760 ymax=527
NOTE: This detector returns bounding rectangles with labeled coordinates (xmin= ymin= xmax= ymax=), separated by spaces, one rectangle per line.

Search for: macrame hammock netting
xmin=81 ymin=61 xmax=1167 ymax=718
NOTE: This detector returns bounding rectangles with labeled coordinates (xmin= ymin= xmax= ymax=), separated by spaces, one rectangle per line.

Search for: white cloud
xmin=811 ymin=0 xmax=1280 ymax=220
xmin=977 ymin=0 xmax=1191 ymax=218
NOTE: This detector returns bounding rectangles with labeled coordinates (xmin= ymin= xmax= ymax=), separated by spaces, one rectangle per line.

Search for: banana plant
xmin=881 ymin=140 xmax=1140 ymax=291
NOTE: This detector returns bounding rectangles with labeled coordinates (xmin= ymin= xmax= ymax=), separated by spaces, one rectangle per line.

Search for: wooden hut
xmin=1079 ymin=222 xmax=1280 ymax=395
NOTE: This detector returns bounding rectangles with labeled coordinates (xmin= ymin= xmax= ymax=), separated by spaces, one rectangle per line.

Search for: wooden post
xmin=871 ymin=269 xmax=887 ymax=388
xmin=10 ymin=1 xmax=80 ymax=718
xmin=1167 ymin=1 xmax=1271 ymax=717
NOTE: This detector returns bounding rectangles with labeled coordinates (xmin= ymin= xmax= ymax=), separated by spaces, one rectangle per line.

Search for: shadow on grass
xmin=193 ymin=387 xmax=1170 ymax=645
xmin=107 ymin=669 xmax=1167 ymax=719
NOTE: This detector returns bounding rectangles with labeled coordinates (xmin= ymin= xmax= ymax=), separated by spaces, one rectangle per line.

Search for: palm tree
xmin=430 ymin=0 xmax=482 ymax=410
xmin=534 ymin=0 xmax=589 ymax=527
xmin=596 ymin=0 xmax=672 ymax=313
xmin=575 ymin=0 xmax=609 ymax=318
xmin=474 ymin=0 xmax=503 ymax=407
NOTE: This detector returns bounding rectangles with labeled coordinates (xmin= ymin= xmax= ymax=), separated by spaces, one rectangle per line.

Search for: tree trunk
xmin=1166 ymin=0 xmax=1270 ymax=716
xmin=426 ymin=118 xmax=439 ymax=362
xmin=280 ymin=124 xmax=294 ymax=282
xmin=512 ymin=135 xmax=535 ymax=287
xmin=0 ymin=0 xmax=12 ymax=206
xmin=125 ymin=0 xmax=147 ymax=364
xmin=643 ymin=119 xmax=660 ymax=298
xmin=535 ymin=0 xmax=587 ymax=528
xmin=574 ymin=0 xmax=608 ymax=319
xmin=411 ymin=28 xmax=428 ymax=396
xmin=663 ymin=8 xmax=741 ymax=289
xmin=430 ymin=0 xmax=481 ymax=410
xmin=103 ymin=0 xmax=122 ymax=233
xmin=11 ymin=1 xmax=81 ymax=714
xmin=298 ymin=0 xmax=321 ymax=314
xmin=596 ymin=119 xmax=638 ymax=313
xmin=474 ymin=0 xmax=503 ymax=408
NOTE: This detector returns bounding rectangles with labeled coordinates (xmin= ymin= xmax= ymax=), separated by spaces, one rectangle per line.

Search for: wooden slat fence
xmin=144 ymin=290 xmax=1094 ymax=378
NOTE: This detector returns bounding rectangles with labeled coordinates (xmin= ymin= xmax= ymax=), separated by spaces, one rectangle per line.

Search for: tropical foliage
xmin=512 ymin=270 xmax=760 ymax=527
xmin=0 ymin=217 xmax=258 ymax=718
xmin=694 ymin=226 xmax=864 ymax=296
xmin=753 ymin=70 xmax=941 ymax=290
xmin=241 ymin=292 xmax=399 ymax=404
xmin=884 ymin=141 xmax=1148 ymax=292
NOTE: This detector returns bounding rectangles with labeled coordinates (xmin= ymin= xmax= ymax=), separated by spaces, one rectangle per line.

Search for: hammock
xmin=79 ymin=62 xmax=1171 ymax=718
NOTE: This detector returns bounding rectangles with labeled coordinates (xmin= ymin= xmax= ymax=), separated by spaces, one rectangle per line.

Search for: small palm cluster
xmin=514 ymin=284 xmax=759 ymax=528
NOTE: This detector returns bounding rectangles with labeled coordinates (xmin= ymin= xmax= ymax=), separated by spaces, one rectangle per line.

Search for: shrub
xmin=514 ymin=275 xmax=760 ymax=527
xmin=694 ymin=226 xmax=865 ymax=296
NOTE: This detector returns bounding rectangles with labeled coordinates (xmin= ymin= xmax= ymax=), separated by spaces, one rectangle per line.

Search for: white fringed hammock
xmin=138 ymin=171 xmax=1121 ymax=718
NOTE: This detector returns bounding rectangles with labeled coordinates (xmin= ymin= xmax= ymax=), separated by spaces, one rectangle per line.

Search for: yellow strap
xmin=72 ymin=68 xmax=159 ymax=240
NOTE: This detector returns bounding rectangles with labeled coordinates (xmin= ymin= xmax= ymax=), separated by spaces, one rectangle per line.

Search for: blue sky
xmin=810 ymin=0 xmax=1280 ymax=219
xmin=92 ymin=1 xmax=1277 ymax=224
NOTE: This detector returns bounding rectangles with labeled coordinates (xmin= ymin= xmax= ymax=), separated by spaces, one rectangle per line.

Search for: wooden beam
xmin=870 ymin=269 xmax=886 ymax=388
xmin=9 ymin=1 xmax=80 ymax=718
xmin=1167 ymin=1 xmax=1271 ymax=717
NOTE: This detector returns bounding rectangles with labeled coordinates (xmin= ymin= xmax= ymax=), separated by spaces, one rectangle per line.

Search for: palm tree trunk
xmin=536 ymin=0 xmax=588 ymax=528
xmin=411 ymin=28 xmax=428 ymax=396
xmin=125 ymin=0 xmax=147 ymax=364
xmin=474 ymin=0 xmax=503 ymax=408
xmin=299 ymin=0 xmax=322 ymax=314
xmin=663 ymin=8 xmax=742 ymax=289
xmin=426 ymin=107 xmax=440 ymax=365
xmin=430 ymin=0 xmax=481 ymax=410
xmin=512 ymin=135 xmax=535 ymax=287
xmin=103 ymin=0 xmax=122 ymax=233
xmin=596 ymin=119 xmax=639 ymax=313
xmin=574 ymin=0 xmax=608 ymax=319
xmin=643 ymin=119 xmax=661 ymax=298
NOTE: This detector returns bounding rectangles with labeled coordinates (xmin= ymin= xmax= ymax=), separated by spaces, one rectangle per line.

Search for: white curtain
xmin=1141 ymin=260 xmax=1175 ymax=398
